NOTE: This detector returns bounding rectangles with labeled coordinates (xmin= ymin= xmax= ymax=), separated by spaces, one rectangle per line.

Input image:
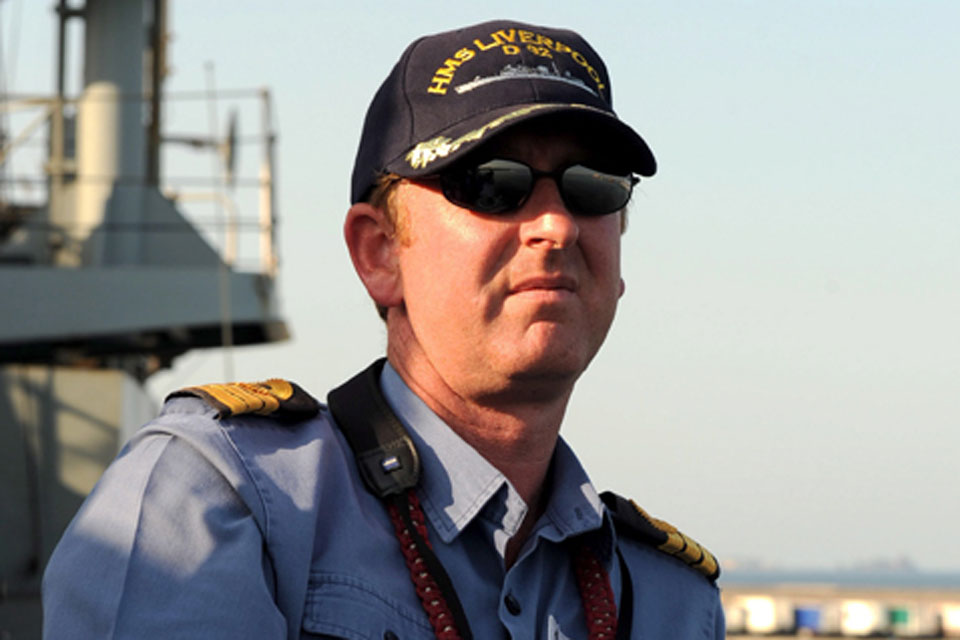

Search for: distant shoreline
xmin=721 ymin=569 xmax=960 ymax=590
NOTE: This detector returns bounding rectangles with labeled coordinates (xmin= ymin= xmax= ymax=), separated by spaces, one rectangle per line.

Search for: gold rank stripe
xmin=629 ymin=499 xmax=720 ymax=580
xmin=261 ymin=379 xmax=295 ymax=400
xmin=181 ymin=379 xmax=295 ymax=418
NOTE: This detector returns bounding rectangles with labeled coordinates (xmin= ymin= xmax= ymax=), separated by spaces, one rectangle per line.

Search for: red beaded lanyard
xmin=387 ymin=489 xmax=620 ymax=640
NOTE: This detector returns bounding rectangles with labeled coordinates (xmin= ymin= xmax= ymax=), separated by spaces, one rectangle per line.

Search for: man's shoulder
xmin=601 ymin=491 xmax=720 ymax=584
xmin=153 ymin=377 xmax=329 ymax=440
xmin=141 ymin=378 xmax=363 ymax=521
xmin=165 ymin=378 xmax=322 ymax=422
xmin=601 ymin=493 xmax=725 ymax=637
xmin=147 ymin=378 xmax=342 ymax=480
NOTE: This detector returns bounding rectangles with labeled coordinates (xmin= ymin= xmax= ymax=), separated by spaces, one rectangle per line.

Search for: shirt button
xmin=504 ymin=594 xmax=522 ymax=615
xmin=383 ymin=631 xmax=399 ymax=640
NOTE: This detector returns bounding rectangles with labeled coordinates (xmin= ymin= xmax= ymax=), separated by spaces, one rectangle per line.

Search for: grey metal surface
xmin=0 ymin=366 xmax=155 ymax=639
xmin=1 ymin=266 xmax=287 ymax=361
xmin=0 ymin=0 xmax=287 ymax=636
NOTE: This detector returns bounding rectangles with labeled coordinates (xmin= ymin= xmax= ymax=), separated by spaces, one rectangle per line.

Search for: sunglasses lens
xmin=441 ymin=159 xmax=532 ymax=214
xmin=560 ymin=165 xmax=634 ymax=216
xmin=438 ymin=159 xmax=634 ymax=216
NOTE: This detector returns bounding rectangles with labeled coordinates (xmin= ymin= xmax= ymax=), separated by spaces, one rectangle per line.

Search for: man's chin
xmin=507 ymin=324 xmax=603 ymax=379
xmin=498 ymin=350 xmax=591 ymax=394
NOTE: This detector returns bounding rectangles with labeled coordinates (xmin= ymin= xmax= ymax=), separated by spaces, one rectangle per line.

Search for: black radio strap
xmin=327 ymin=359 xmax=473 ymax=639
xmin=327 ymin=359 xmax=420 ymax=497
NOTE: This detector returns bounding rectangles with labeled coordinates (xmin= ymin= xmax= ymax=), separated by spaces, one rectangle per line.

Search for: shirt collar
xmin=379 ymin=362 xmax=610 ymax=549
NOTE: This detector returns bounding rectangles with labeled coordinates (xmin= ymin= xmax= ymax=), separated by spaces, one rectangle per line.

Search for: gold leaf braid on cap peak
xmin=167 ymin=379 xmax=320 ymax=421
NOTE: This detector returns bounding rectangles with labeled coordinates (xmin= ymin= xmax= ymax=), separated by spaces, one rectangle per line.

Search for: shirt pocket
xmin=301 ymin=572 xmax=434 ymax=640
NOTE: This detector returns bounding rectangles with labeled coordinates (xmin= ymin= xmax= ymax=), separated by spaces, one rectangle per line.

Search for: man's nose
xmin=519 ymin=178 xmax=579 ymax=249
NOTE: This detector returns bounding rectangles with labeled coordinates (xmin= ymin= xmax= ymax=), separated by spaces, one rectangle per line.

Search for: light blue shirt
xmin=43 ymin=363 xmax=723 ymax=639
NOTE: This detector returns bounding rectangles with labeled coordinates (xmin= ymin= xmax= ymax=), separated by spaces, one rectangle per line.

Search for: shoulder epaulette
xmin=601 ymin=491 xmax=720 ymax=582
xmin=167 ymin=379 xmax=321 ymax=422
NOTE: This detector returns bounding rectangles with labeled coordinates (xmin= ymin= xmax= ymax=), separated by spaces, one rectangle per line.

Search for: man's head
xmin=350 ymin=19 xmax=656 ymax=205
xmin=345 ymin=20 xmax=656 ymax=401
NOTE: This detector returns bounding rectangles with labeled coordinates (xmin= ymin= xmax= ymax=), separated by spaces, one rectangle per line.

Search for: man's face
xmin=389 ymin=125 xmax=626 ymax=404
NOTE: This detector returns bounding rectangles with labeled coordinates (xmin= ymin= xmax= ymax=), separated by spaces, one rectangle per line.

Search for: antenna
xmin=162 ymin=111 xmax=241 ymax=188
xmin=221 ymin=109 xmax=238 ymax=188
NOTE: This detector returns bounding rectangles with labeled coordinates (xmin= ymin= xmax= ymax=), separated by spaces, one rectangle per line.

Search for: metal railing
xmin=0 ymin=87 xmax=278 ymax=276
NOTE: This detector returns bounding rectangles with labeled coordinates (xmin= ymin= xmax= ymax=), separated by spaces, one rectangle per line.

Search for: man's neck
xmin=386 ymin=343 xmax=572 ymax=514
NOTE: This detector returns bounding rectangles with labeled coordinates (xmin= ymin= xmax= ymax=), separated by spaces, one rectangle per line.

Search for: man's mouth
xmin=510 ymin=275 xmax=578 ymax=295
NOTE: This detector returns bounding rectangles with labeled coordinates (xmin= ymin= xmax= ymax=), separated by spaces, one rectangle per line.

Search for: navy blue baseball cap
xmin=350 ymin=20 xmax=657 ymax=203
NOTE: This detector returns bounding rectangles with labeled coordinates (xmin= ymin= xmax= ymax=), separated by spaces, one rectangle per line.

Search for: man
xmin=44 ymin=20 xmax=724 ymax=639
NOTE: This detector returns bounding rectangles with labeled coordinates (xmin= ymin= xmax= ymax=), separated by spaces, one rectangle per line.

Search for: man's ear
xmin=344 ymin=203 xmax=404 ymax=310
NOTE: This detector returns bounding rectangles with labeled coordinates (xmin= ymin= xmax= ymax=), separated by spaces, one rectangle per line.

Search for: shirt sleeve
xmin=714 ymin=590 xmax=727 ymax=639
xmin=42 ymin=432 xmax=287 ymax=639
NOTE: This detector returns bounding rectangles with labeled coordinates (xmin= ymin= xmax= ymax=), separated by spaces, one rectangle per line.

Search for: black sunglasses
xmin=425 ymin=158 xmax=638 ymax=217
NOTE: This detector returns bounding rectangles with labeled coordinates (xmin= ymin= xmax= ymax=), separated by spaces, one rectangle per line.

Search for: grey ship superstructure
xmin=0 ymin=1 xmax=287 ymax=635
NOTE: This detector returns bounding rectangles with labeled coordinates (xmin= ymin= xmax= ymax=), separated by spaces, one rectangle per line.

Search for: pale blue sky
xmin=7 ymin=1 xmax=959 ymax=570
